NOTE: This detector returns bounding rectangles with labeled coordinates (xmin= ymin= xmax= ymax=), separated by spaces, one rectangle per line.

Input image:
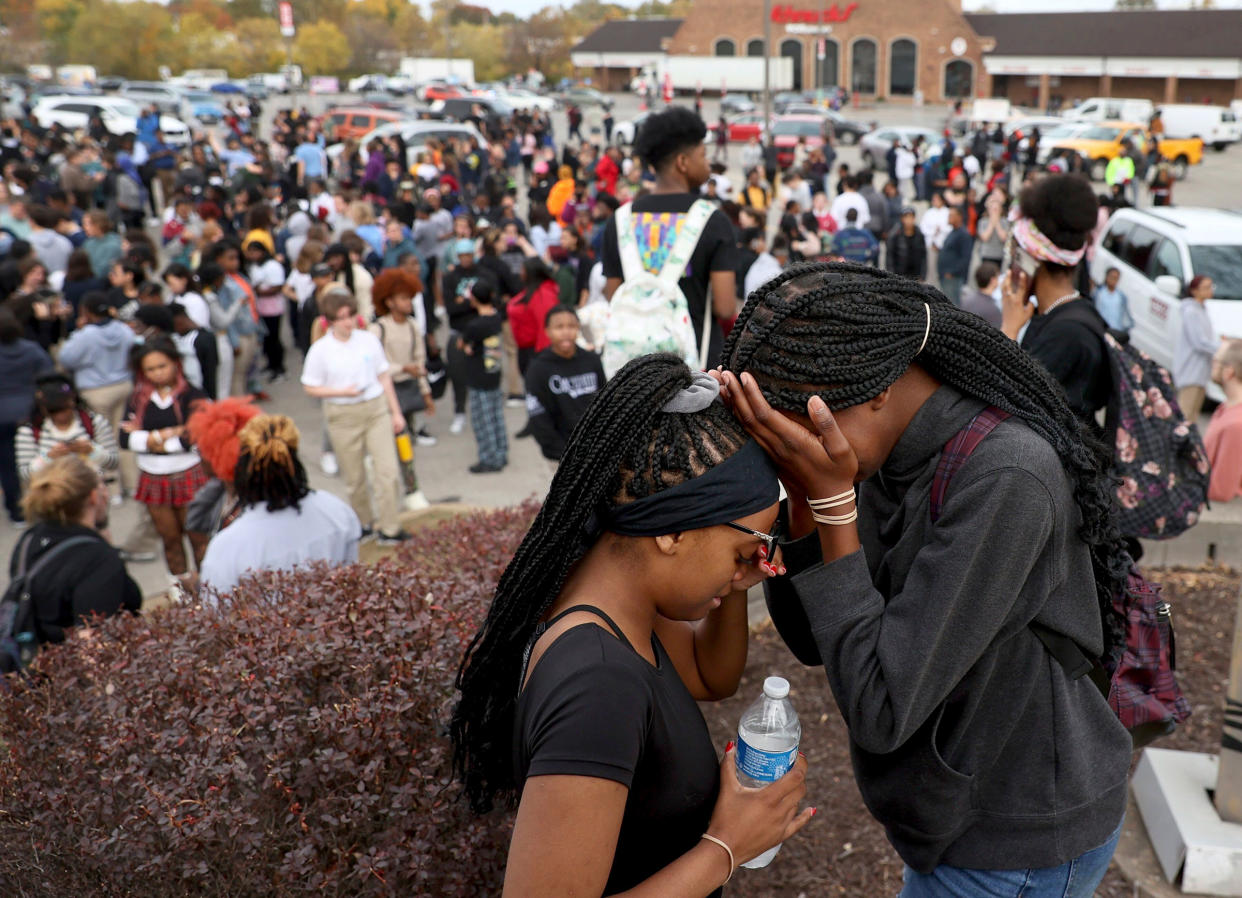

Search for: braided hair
xmin=724 ymin=261 xmax=1128 ymax=654
xmin=233 ymin=415 xmax=310 ymax=512
xmin=453 ymin=354 xmax=750 ymax=813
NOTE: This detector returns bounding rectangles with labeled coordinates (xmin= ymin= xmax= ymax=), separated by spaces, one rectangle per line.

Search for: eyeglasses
xmin=723 ymin=521 xmax=779 ymax=560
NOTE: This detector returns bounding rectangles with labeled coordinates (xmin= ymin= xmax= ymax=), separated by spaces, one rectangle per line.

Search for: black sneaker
xmin=469 ymin=462 xmax=505 ymax=474
xmin=360 ymin=526 xmax=375 ymax=541
xmin=376 ymin=528 xmax=412 ymax=545
xmin=514 ymin=424 xmax=533 ymax=439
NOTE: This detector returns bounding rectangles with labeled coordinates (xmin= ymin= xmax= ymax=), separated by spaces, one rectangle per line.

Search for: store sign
xmin=278 ymin=0 xmax=294 ymax=38
xmin=771 ymin=3 xmax=859 ymax=25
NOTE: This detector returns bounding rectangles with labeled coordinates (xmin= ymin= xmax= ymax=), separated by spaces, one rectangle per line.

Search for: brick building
xmin=572 ymin=5 xmax=1242 ymax=108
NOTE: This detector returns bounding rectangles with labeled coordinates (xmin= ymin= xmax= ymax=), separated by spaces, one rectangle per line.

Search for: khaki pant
xmin=1178 ymin=384 xmax=1207 ymax=424
xmin=324 ymin=395 xmax=401 ymax=536
xmin=502 ymin=321 xmax=522 ymax=398
xmin=80 ymin=379 xmax=135 ymax=494
xmin=230 ymin=333 xmax=259 ymax=397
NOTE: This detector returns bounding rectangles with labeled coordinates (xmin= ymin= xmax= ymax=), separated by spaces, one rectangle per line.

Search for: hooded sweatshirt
xmin=284 ymin=211 xmax=312 ymax=265
xmin=58 ymin=318 xmax=136 ymax=389
xmin=83 ymin=232 xmax=123 ymax=279
xmin=0 ymin=338 xmax=54 ymax=424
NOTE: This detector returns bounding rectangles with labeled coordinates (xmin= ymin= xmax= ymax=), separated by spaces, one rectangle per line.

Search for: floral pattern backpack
xmin=1103 ymin=332 xmax=1210 ymax=539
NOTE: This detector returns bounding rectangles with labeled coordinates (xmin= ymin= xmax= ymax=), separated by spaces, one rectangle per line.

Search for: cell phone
xmin=1006 ymin=236 xmax=1039 ymax=282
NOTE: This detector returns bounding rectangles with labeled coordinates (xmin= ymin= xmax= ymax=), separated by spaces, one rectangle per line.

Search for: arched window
xmin=746 ymin=38 xmax=765 ymax=57
xmin=714 ymin=38 xmax=736 ymax=57
xmin=851 ymin=38 xmax=877 ymax=95
xmin=780 ymin=38 xmax=803 ymax=91
xmin=944 ymin=59 xmax=974 ymax=98
xmin=889 ymin=38 xmax=916 ymax=96
xmin=817 ymin=38 xmax=839 ymax=88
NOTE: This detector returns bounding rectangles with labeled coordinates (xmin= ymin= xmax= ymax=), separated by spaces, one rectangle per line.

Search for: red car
xmin=771 ymin=114 xmax=827 ymax=168
xmin=727 ymin=113 xmax=767 ymax=143
xmin=422 ymin=83 xmax=464 ymax=101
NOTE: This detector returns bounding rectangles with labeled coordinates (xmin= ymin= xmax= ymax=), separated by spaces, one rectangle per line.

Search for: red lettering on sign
xmin=1151 ymin=296 xmax=1168 ymax=322
xmin=771 ymin=3 xmax=859 ymax=24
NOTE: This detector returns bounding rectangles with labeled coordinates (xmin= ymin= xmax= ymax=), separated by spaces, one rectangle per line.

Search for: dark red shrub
xmin=0 ymin=502 xmax=538 ymax=896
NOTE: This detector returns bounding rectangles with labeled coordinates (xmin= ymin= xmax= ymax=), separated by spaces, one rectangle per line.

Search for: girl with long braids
xmin=718 ymin=262 xmax=1133 ymax=898
xmin=453 ymin=354 xmax=813 ymax=897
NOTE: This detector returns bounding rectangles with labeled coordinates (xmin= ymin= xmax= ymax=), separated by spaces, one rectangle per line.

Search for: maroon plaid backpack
xmin=931 ymin=406 xmax=1191 ymax=749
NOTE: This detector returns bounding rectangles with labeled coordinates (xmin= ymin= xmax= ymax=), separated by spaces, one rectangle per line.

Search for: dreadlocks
xmin=724 ymin=261 xmax=1129 ymax=657
xmin=233 ymin=414 xmax=310 ymax=513
xmin=453 ymin=353 xmax=749 ymax=813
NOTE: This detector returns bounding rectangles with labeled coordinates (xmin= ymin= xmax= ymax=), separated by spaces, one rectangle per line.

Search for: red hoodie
xmin=506 ymin=279 xmax=561 ymax=351
xmin=595 ymin=154 xmax=620 ymax=196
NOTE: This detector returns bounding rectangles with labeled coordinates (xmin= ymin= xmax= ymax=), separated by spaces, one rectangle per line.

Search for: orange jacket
xmin=546 ymin=178 xmax=575 ymax=217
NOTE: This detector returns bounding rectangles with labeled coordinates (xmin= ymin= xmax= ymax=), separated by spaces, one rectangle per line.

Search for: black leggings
xmin=261 ymin=314 xmax=285 ymax=376
xmin=447 ymin=337 xmax=469 ymax=415
xmin=0 ymin=423 xmax=20 ymax=521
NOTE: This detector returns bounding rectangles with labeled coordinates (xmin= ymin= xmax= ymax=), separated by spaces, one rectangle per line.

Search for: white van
xmin=1156 ymin=104 xmax=1240 ymax=150
xmin=1089 ymin=207 xmax=1242 ymax=401
xmin=1063 ymin=97 xmax=1154 ymax=124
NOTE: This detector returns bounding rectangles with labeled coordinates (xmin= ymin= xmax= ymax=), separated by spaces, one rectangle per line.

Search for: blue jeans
xmin=899 ymin=821 xmax=1122 ymax=898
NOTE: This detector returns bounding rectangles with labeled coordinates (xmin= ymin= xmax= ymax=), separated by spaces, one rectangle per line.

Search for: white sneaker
xmin=110 ymin=493 xmax=124 ymax=507
xmin=403 ymin=489 xmax=430 ymax=511
xmin=505 ymin=396 xmax=525 ymax=408
xmin=320 ymin=452 xmax=339 ymax=476
xmin=450 ymin=414 xmax=466 ymax=435
xmin=416 ymin=431 xmax=437 ymax=447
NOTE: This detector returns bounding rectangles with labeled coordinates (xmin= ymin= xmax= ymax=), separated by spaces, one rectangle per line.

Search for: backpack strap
xmin=79 ymin=408 xmax=94 ymax=440
xmin=657 ymin=199 xmax=715 ymax=289
xmin=20 ymin=536 xmax=99 ymax=585
xmin=614 ymin=202 xmax=642 ymax=283
xmin=929 ymin=406 xmax=1012 ymax=523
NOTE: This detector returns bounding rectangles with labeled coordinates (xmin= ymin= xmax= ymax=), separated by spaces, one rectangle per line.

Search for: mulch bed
xmin=700 ymin=566 xmax=1239 ymax=897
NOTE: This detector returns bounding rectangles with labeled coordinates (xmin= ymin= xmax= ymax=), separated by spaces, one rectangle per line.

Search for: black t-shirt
xmin=460 ymin=311 xmax=504 ymax=391
xmin=601 ymin=193 xmax=738 ymax=369
xmin=442 ymin=265 xmax=499 ymax=332
xmin=524 ymin=347 xmax=606 ymax=460
xmin=514 ymin=620 xmax=720 ymax=897
xmin=1021 ymin=299 xmax=1111 ymax=429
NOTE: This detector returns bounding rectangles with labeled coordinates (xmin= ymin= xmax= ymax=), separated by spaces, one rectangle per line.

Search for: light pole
xmin=762 ymin=0 xmax=771 ymax=138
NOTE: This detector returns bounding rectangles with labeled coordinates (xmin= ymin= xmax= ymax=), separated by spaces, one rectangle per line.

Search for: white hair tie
xmin=915 ymin=302 xmax=931 ymax=357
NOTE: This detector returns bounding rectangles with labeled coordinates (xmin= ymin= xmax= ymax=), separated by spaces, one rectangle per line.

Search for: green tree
xmin=293 ymin=20 xmax=350 ymax=76
xmin=66 ymin=1 xmax=177 ymax=79
xmin=34 ymin=0 xmax=85 ymax=64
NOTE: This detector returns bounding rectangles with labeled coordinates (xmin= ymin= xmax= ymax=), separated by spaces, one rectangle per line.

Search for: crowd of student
xmin=0 ymin=89 xmax=1233 ymax=898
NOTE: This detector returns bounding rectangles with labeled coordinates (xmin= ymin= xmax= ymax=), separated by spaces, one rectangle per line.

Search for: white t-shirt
xmin=895 ymin=147 xmax=917 ymax=180
xmin=920 ymin=206 xmax=951 ymax=250
xmin=285 ymin=270 xmax=316 ymax=308
xmin=830 ymin=192 xmax=870 ymax=231
xmin=300 ymin=329 xmax=389 ymax=404
xmin=200 ymin=490 xmax=361 ymax=597
xmin=172 ymin=291 xmax=210 ymax=329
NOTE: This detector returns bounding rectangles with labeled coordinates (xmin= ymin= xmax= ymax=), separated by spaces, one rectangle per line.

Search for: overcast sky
xmin=460 ymin=0 xmax=1241 ymax=15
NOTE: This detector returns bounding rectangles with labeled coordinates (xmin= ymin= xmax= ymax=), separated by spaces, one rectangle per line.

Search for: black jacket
xmin=886 ymin=228 xmax=928 ymax=281
xmin=9 ymin=523 xmax=141 ymax=646
xmin=524 ymin=348 xmax=606 ymax=460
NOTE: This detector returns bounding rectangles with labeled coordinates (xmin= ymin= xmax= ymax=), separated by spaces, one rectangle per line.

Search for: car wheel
xmin=840 ymin=130 xmax=857 ymax=146
xmin=861 ymin=150 xmax=873 ymax=169
xmin=1214 ymin=142 xmax=1227 ymax=152
xmin=1172 ymin=156 xmax=1189 ymax=180
xmin=1090 ymin=158 xmax=1107 ymax=182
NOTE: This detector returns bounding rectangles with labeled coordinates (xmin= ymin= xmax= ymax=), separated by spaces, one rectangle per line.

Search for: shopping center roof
xmin=572 ymin=17 xmax=684 ymax=54
xmin=966 ymin=10 xmax=1242 ymax=59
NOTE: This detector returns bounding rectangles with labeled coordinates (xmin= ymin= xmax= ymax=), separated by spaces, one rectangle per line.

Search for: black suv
xmin=431 ymin=96 xmax=514 ymax=124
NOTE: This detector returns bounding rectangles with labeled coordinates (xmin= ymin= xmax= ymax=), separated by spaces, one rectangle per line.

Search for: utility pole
xmin=762 ymin=0 xmax=771 ymax=139
xmin=1215 ymin=587 xmax=1242 ymax=823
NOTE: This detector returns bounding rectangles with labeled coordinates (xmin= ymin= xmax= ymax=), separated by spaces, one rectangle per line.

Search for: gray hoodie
xmin=58 ymin=318 xmax=135 ymax=390
xmin=765 ymin=386 xmax=1130 ymax=874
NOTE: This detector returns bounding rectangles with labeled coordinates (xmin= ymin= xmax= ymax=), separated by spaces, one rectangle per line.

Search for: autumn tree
xmin=66 ymin=1 xmax=178 ymax=79
xmin=234 ymin=17 xmax=285 ymax=74
xmin=34 ymin=0 xmax=85 ymax=64
xmin=293 ymin=19 xmax=350 ymax=76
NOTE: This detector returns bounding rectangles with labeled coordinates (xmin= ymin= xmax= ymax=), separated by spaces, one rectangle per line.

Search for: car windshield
xmin=772 ymin=120 xmax=818 ymax=136
xmin=1189 ymin=245 xmax=1242 ymax=300
xmin=1082 ymin=126 xmax=1122 ymax=141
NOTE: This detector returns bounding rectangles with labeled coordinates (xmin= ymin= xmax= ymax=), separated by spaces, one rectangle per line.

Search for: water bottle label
xmin=735 ymin=738 xmax=798 ymax=783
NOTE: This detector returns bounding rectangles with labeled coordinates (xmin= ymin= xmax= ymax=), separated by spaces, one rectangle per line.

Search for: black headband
xmin=599 ymin=440 xmax=780 ymax=537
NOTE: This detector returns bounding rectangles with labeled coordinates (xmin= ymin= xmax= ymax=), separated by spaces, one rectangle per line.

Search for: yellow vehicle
xmin=1051 ymin=120 xmax=1203 ymax=182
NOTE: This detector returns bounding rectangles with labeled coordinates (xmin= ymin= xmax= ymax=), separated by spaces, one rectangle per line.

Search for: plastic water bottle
xmin=735 ymin=676 xmax=801 ymax=869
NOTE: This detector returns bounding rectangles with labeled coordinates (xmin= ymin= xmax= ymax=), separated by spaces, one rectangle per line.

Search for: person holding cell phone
xmin=1000 ymin=174 xmax=1111 ymax=432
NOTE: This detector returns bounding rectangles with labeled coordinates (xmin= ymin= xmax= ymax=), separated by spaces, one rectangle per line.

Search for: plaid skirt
xmin=135 ymin=464 xmax=208 ymax=508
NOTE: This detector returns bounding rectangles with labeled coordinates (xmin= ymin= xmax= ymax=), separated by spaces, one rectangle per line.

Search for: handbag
xmin=394 ymin=378 xmax=426 ymax=415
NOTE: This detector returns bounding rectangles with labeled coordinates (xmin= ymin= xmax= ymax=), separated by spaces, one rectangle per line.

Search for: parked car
xmin=858 ymin=125 xmax=941 ymax=169
xmin=349 ymin=73 xmax=388 ymax=94
xmin=720 ymin=93 xmax=755 ymax=115
xmin=209 ymin=81 xmax=246 ymax=95
xmin=119 ymin=81 xmax=187 ymax=117
xmin=772 ymin=91 xmax=817 ymax=114
xmin=1052 ymin=120 xmax=1202 ymax=181
xmin=499 ymin=87 xmax=556 ymax=112
xmin=315 ymin=106 xmax=404 ymax=144
xmin=1061 ymin=97 xmax=1154 ymax=125
xmin=250 ymin=72 xmax=291 ymax=94
xmin=326 ymin=119 xmax=488 ymax=170
xmin=1155 ymin=104 xmax=1240 ymax=151
xmin=556 ymin=86 xmax=612 ymax=111
xmin=613 ymin=111 xmax=651 ymax=147
xmin=779 ymin=104 xmax=869 ymax=144
xmin=1089 ymin=206 xmax=1242 ymax=401
xmin=95 ymin=75 xmax=125 ymax=92
xmin=770 ymin=114 xmax=828 ymax=168
xmin=419 ymin=82 xmax=464 ymax=102
xmin=181 ymin=90 xmax=227 ymax=125
xmin=32 ymin=95 xmax=191 ymax=145
xmin=359 ymin=90 xmax=405 ymax=110
xmin=430 ymin=96 xmax=513 ymax=127
xmin=726 ymin=113 xmax=767 ymax=143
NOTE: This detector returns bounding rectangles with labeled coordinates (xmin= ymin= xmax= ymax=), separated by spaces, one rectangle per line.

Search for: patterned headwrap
xmin=1009 ymin=207 xmax=1087 ymax=267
